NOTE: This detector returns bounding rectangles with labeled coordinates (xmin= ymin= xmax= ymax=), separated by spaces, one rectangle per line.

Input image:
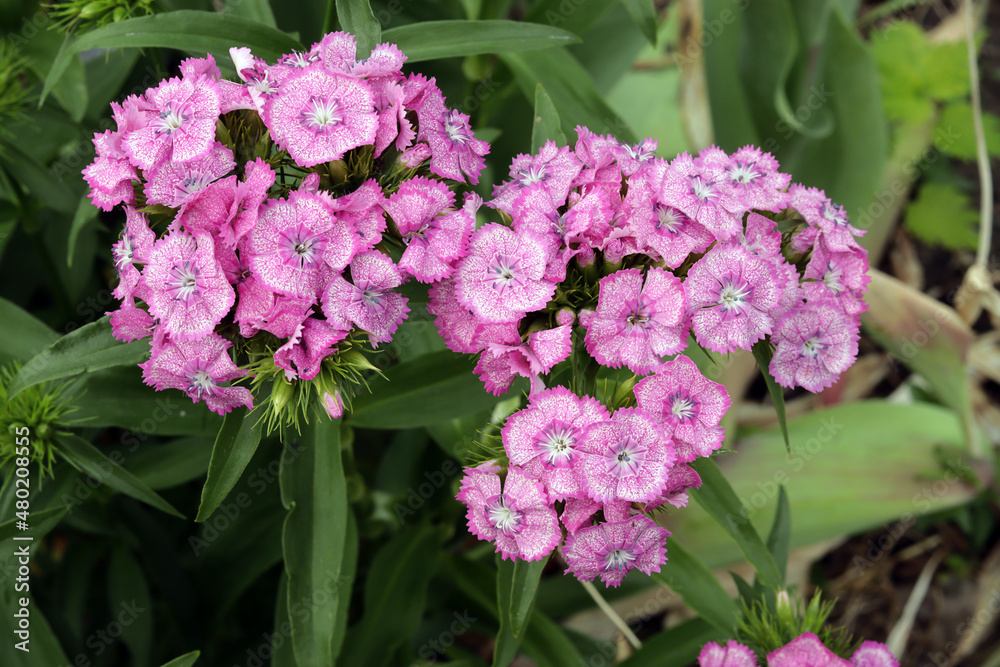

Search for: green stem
xmin=963 ymin=0 xmax=993 ymax=269
xmin=580 ymin=580 xmax=642 ymax=650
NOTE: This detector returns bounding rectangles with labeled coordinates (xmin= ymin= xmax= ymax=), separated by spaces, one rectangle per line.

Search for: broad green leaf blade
xmin=340 ymin=523 xmax=440 ymax=667
xmin=620 ymin=0 xmax=658 ymax=45
xmin=689 ymin=457 xmax=784 ymax=590
xmin=23 ymin=29 xmax=88 ymax=122
xmin=531 ymin=84 xmax=565 ymax=152
xmin=0 ymin=590 xmax=69 ymax=667
xmin=55 ymin=434 xmax=184 ymax=518
xmin=67 ymin=196 xmax=98 ymax=267
xmin=765 ymin=486 xmax=791 ymax=582
xmin=126 ymin=437 xmax=214 ymax=490
xmin=501 ymin=49 xmax=636 ymax=142
xmin=0 ymin=141 xmax=79 ymax=214
xmin=751 ymin=340 xmax=789 ymax=454
xmin=337 ymin=0 xmax=381 ymax=58
xmin=41 ymin=11 xmax=302 ymax=105
xmin=348 ymin=351 xmax=516 ymax=429
xmin=9 ymin=316 xmax=149 ymax=399
xmin=493 ymin=555 xmax=548 ymax=666
xmin=382 ymin=20 xmax=580 ymax=63
xmin=618 ymin=617 xmax=725 ymax=667
xmin=195 ymin=407 xmax=263 ymax=522
xmin=222 ymin=0 xmax=276 ymax=27
xmin=0 ymin=297 xmax=59 ymax=364
xmin=159 ymin=652 xmax=201 ymax=667
xmin=525 ymin=0 xmax=618 ymax=37
xmin=653 ymin=537 xmax=738 ymax=634
xmin=903 ymin=181 xmax=979 ymax=250
xmin=280 ymin=418 xmax=348 ymax=667
xmin=108 ymin=546 xmax=154 ymax=667
xmin=330 ymin=512 xmax=359 ymax=660
xmin=272 ymin=574 xmax=295 ymax=667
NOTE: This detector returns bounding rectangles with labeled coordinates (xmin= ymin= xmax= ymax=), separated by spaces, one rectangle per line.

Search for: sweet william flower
xmin=563 ymin=515 xmax=669 ymax=587
xmin=661 ymin=150 xmax=743 ymax=241
xmin=697 ymin=640 xmax=758 ymax=667
xmin=415 ymin=83 xmax=489 ymax=184
xmin=112 ymin=206 xmax=156 ymax=302
xmin=490 ymin=140 xmax=583 ymax=213
xmin=768 ymin=633 xmax=850 ymax=667
xmin=723 ymin=145 xmax=791 ymax=213
xmin=274 ymin=316 xmax=350 ymax=381
xmin=770 ymin=299 xmax=860 ymax=393
xmin=124 ymin=75 xmax=221 ymax=170
xmin=322 ymin=250 xmax=408 ymax=344
xmin=144 ymin=141 xmax=235 ymax=208
xmin=789 ymin=185 xmax=864 ymax=252
xmin=456 ymin=465 xmax=560 ymax=562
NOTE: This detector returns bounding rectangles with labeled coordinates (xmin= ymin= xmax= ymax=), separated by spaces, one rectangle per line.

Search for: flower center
xmin=357 ymin=281 xmax=385 ymax=309
xmin=165 ymin=262 xmax=201 ymax=303
xmin=114 ymin=234 xmax=134 ymax=270
xmin=717 ymin=278 xmax=752 ymax=315
xmin=801 ymin=334 xmax=826 ymax=360
xmin=278 ymin=225 xmax=327 ymax=269
xmin=821 ymin=202 xmax=848 ymax=227
xmin=187 ymin=369 xmax=216 ymax=398
xmin=486 ymin=254 xmax=523 ymax=294
xmin=728 ymin=161 xmax=760 ymax=184
xmin=534 ymin=422 xmax=577 ymax=467
xmin=486 ymin=496 xmax=522 ymax=535
xmin=281 ymin=50 xmax=318 ymax=68
xmin=670 ymin=394 xmax=698 ymax=422
xmin=300 ymin=96 xmax=344 ymax=133
xmin=603 ymin=548 xmax=637 ymax=572
xmin=625 ymin=302 xmax=651 ymax=329
xmin=822 ymin=263 xmax=844 ymax=293
xmin=155 ymin=101 xmax=191 ymax=135
xmin=689 ymin=175 xmax=717 ymax=202
xmin=518 ymin=164 xmax=548 ymax=187
xmin=624 ymin=144 xmax=653 ymax=162
xmin=654 ymin=204 xmax=685 ymax=234
xmin=443 ymin=111 xmax=473 ymax=144
xmin=175 ymin=170 xmax=218 ymax=201
xmin=606 ymin=437 xmax=646 ymax=477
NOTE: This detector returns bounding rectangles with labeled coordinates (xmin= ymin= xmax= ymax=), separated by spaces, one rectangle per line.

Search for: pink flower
xmin=322 ymin=390 xmax=345 ymax=419
xmin=476 ymin=324 xmax=572 ymax=395
xmin=579 ymin=408 xmax=675 ymax=503
xmin=802 ymin=243 xmax=870 ymax=316
xmin=143 ymin=141 xmax=234 ymax=208
xmin=455 ymin=224 xmax=557 ymax=324
xmin=143 ymin=231 xmax=235 ymax=341
xmin=322 ymin=250 xmax=408 ymax=344
xmin=723 ymin=145 xmax=790 ymax=212
xmin=490 ymin=140 xmax=583 ymax=213
xmin=181 ymin=158 xmax=275 ymax=247
xmin=274 ymin=316 xmax=349 ymax=380
xmin=686 ymin=244 xmax=782 ymax=353
xmin=248 ymin=191 xmax=358 ymax=299
xmin=326 ymin=179 xmax=386 ymax=252
xmin=124 ymin=76 xmax=221 ymax=170
xmin=108 ymin=302 xmax=155 ymax=343
xmin=770 ymin=299 xmax=859 ymax=393
xmin=634 ymin=355 xmax=730 ymax=462
xmin=584 ymin=268 xmax=689 ymax=375
xmin=502 ymin=387 xmax=609 ymax=499
xmin=661 ymin=150 xmax=743 ymax=241
xmin=383 ymin=177 xmax=474 ymax=282
xmin=697 ymin=640 xmax=759 ymax=667
xmin=84 ymin=98 xmax=144 ymax=211
xmin=140 ymin=333 xmax=252 ymax=415
xmin=768 ymin=633 xmax=850 ymax=667
xmin=112 ymin=206 xmax=156 ymax=301
xmin=561 ymin=496 xmax=601 ymax=534
xmin=456 ymin=465 xmax=560 ymax=561
xmin=647 ymin=463 xmax=702 ymax=509
xmin=741 ymin=211 xmax=782 ymax=258
xmin=415 ymin=85 xmax=489 ymax=184
xmin=562 ymin=515 xmax=669 ymax=587
xmin=617 ymin=137 xmax=657 ymax=177
xmin=263 ymin=67 xmax=377 ymax=167
xmin=789 ymin=185 xmax=864 ymax=252
xmin=850 ymin=642 xmax=898 ymax=667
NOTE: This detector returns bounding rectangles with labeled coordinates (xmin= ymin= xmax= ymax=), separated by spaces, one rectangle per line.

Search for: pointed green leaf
xmin=337 ymin=0 xmax=381 ymax=58
xmin=41 ymin=11 xmax=302 ymax=105
xmin=272 ymin=574 xmax=295 ymax=667
xmin=0 ymin=590 xmax=68 ymax=667
xmin=108 ymin=546 xmax=154 ymax=667
xmin=23 ymin=29 xmax=88 ymax=122
xmin=159 ymin=652 xmax=201 ymax=667
xmin=0 ymin=140 xmax=78 ymax=214
xmin=620 ymin=0 xmax=658 ymax=45
xmin=751 ymin=340 xmax=790 ymax=454
xmin=493 ymin=554 xmax=548 ymax=665
xmin=222 ymin=0 xmax=276 ymax=27
xmin=126 ymin=437 xmax=214 ymax=490
xmin=55 ymin=434 xmax=184 ymax=518
xmin=331 ymin=512 xmax=359 ymax=660
xmin=766 ymin=486 xmax=791 ymax=581
xmin=0 ymin=506 xmax=69 ymax=552
xmin=67 ymin=196 xmax=98 ymax=267
xmin=280 ymin=418 xmax=348 ymax=667
xmin=0 ymin=297 xmax=59 ymax=364
xmin=618 ymin=617 xmax=725 ymax=667
xmin=9 ymin=316 xmax=149 ymax=399
xmin=348 ymin=351 xmax=518 ymax=429
xmin=531 ymin=84 xmax=565 ymax=152
xmin=689 ymin=456 xmax=784 ymax=590
xmin=340 ymin=523 xmax=440 ymax=667
xmin=382 ymin=20 xmax=580 ymax=63
xmin=653 ymin=537 xmax=738 ymax=634
xmin=195 ymin=407 xmax=263 ymax=522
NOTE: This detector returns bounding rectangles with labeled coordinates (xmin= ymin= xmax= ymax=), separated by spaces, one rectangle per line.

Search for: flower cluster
xmin=451 ymin=135 xmax=869 ymax=583
xmin=85 ymin=31 xmax=489 ymax=425
xmin=699 ymin=633 xmax=898 ymax=667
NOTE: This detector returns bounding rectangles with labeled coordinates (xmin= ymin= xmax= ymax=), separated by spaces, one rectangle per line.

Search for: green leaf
xmin=126 ymin=437 xmax=214 ymax=490
xmin=382 ymin=20 xmax=580 ymax=63
xmin=904 ymin=181 xmax=980 ymax=250
xmin=524 ymin=0 xmax=619 ymax=37
xmin=272 ymin=574 xmax=295 ymax=667
xmin=618 ymin=617 xmax=725 ymax=667
xmin=936 ymin=102 xmax=1000 ymax=161
xmin=337 ymin=0 xmax=381 ymax=58
xmin=501 ymin=49 xmax=636 ymax=142
xmin=8 ymin=316 xmax=149 ymax=399
xmin=195 ymin=407 xmax=263 ymax=522
xmin=531 ymin=84 xmax=565 ymax=152
xmin=55 ymin=434 xmax=184 ymax=518
xmin=0 ymin=297 xmax=59 ymax=364
xmin=340 ymin=523 xmax=440 ymax=667
xmin=41 ymin=11 xmax=302 ymax=105
xmin=222 ymin=0 xmax=276 ymax=27
xmin=0 ymin=590 xmax=69 ymax=667
xmin=689 ymin=457 xmax=784 ymax=590
xmin=280 ymin=418 xmax=349 ymax=667
xmin=766 ymin=486 xmax=791 ymax=581
xmin=751 ymin=341 xmax=789 ymax=454
xmin=0 ymin=140 xmax=79 ymax=214
xmin=620 ymin=0 xmax=658 ymax=45
xmin=23 ymin=29 xmax=88 ymax=122
xmin=348 ymin=351 xmax=517 ymax=429
xmin=653 ymin=537 xmax=738 ymax=634
xmin=331 ymin=512 xmax=359 ymax=659
xmin=0 ymin=506 xmax=69 ymax=553
xmin=67 ymin=196 xmax=99 ymax=267
xmin=108 ymin=546 xmax=154 ymax=667
xmin=159 ymin=652 xmax=201 ymax=667
xmin=493 ymin=555 xmax=548 ymax=666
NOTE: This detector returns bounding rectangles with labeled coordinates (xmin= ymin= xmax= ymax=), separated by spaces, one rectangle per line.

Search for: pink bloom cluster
xmin=699 ymin=633 xmax=898 ymax=667
xmin=87 ymin=32 xmax=489 ymax=416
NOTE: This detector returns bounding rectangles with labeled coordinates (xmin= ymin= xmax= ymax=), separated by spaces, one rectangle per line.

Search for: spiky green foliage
xmin=0 ymin=42 xmax=30 ymax=136
xmin=45 ymin=0 xmax=154 ymax=33
xmin=736 ymin=590 xmax=860 ymax=662
xmin=0 ymin=362 xmax=77 ymax=477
